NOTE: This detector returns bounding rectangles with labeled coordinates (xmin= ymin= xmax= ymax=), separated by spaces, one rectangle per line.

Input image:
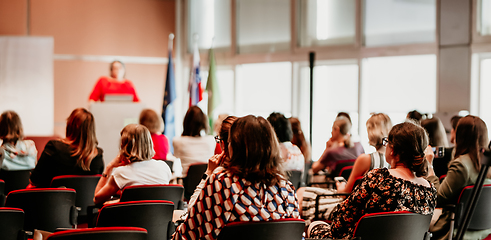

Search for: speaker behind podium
xmin=90 ymin=101 xmax=145 ymax=167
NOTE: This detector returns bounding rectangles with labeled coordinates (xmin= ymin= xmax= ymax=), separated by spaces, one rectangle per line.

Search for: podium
xmin=90 ymin=102 xmax=145 ymax=167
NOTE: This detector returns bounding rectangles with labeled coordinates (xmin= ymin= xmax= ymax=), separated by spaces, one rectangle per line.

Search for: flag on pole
xmin=188 ymin=41 xmax=203 ymax=106
xmin=206 ymin=47 xmax=220 ymax=129
xmin=163 ymin=36 xmax=176 ymax=154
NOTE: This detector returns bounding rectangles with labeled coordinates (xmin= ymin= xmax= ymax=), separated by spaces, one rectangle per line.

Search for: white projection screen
xmin=0 ymin=37 xmax=54 ymax=136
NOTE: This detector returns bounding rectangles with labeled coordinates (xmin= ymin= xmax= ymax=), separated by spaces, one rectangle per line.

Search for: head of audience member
xmin=454 ymin=115 xmax=489 ymax=172
xmin=0 ymin=110 xmax=24 ymax=144
xmin=421 ymin=117 xmax=449 ymax=148
xmin=110 ymin=60 xmax=126 ymax=80
xmin=332 ymin=116 xmax=353 ymax=148
xmin=450 ymin=115 xmax=463 ymax=145
xmin=213 ymin=114 xmax=229 ymax=135
xmin=182 ymin=106 xmax=208 ymax=137
xmin=225 ymin=115 xmax=283 ymax=186
xmin=119 ymin=124 xmax=155 ymax=163
xmin=337 ymin=112 xmax=352 ymax=124
xmin=139 ymin=109 xmax=163 ymax=134
xmin=267 ymin=112 xmax=293 ymax=143
xmin=406 ymin=110 xmax=423 ymax=124
xmin=366 ymin=113 xmax=392 ymax=150
xmin=290 ymin=117 xmax=311 ymax=161
xmin=65 ymin=108 xmax=99 ymax=171
xmin=217 ymin=116 xmax=238 ymax=157
xmin=386 ymin=121 xmax=429 ymax=177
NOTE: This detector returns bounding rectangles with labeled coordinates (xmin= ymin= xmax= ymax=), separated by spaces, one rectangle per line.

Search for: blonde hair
xmin=366 ymin=113 xmax=392 ymax=148
xmin=64 ymin=108 xmax=99 ymax=171
xmin=120 ymin=124 xmax=155 ymax=162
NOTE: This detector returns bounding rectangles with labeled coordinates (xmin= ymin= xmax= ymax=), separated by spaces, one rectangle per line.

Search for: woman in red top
xmin=89 ymin=61 xmax=140 ymax=102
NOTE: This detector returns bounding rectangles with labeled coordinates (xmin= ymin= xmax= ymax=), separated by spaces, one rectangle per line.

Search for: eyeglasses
xmin=214 ymin=135 xmax=221 ymax=143
xmin=382 ymin=137 xmax=389 ymax=147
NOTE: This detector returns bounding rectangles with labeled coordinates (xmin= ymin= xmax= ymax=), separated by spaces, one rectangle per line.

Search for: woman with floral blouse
xmin=309 ymin=121 xmax=437 ymax=239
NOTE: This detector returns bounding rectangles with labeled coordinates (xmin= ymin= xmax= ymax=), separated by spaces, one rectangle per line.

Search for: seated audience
xmin=172 ymin=115 xmax=300 ymax=240
xmin=308 ymin=121 xmax=437 ymax=239
xmin=427 ymin=115 xmax=491 ymax=240
xmin=268 ymin=112 xmax=304 ymax=172
xmin=30 ymin=108 xmax=104 ymax=187
xmin=449 ymin=115 xmax=462 ymax=146
xmin=421 ymin=117 xmax=449 ymax=148
xmin=173 ymin=106 xmax=215 ymax=176
xmin=0 ymin=110 xmax=37 ymax=170
xmin=139 ymin=109 xmax=169 ymax=160
xmin=93 ymin=124 xmax=172 ymax=205
xmin=407 ymin=110 xmax=424 ymax=124
xmin=290 ymin=117 xmax=311 ymax=162
xmin=312 ymin=116 xmax=364 ymax=174
xmin=212 ymin=113 xmax=229 ymax=154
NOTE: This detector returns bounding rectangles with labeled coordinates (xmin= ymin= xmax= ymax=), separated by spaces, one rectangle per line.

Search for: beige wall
xmin=0 ymin=0 xmax=175 ymax=136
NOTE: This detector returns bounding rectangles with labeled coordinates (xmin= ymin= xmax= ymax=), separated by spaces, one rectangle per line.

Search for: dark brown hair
xmin=388 ymin=121 xmax=429 ymax=177
xmin=120 ymin=124 xmax=155 ymax=162
xmin=267 ymin=112 xmax=293 ymax=143
xmin=219 ymin=116 xmax=237 ymax=155
xmin=290 ymin=117 xmax=311 ymax=161
xmin=139 ymin=109 xmax=162 ymax=133
xmin=182 ymin=106 xmax=208 ymax=137
xmin=64 ymin=108 xmax=99 ymax=171
xmin=225 ymin=115 xmax=283 ymax=186
xmin=334 ymin=116 xmax=353 ymax=148
xmin=421 ymin=117 xmax=449 ymax=147
xmin=0 ymin=111 xmax=24 ymax=144
xmin=454 ymin=115 xmax=489 ymax=172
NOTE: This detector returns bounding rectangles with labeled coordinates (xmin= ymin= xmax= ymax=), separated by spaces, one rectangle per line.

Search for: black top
xmin=30 ymin=140 xmax=104 ymax=187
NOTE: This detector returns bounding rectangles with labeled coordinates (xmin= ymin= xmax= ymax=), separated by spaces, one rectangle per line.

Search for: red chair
xmin=5 ymin=188 xmax=77 ymax=232
xmin=338 ymin=165 xmax=353 ymax=181
xmin=96 ymin=200 xmax=175 ymax=240
xmin=353 ymin=211 xmax=432 ymax=240
xmin=46 ymin=227 xmax=148 ymax=240
xmin=0 ymin=169 xmax=32 ymax=194
xmin=217 ymin=219 xmax=305 ymax=240
xmin=120 ymin=184 xmax=184 ymax=209
xmin=0 ymin=207 xmax=27 ymax=240
xmin=180 ymin=163 xmax=207 ymax=200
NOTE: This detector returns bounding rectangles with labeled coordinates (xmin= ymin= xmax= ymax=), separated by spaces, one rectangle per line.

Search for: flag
xmin=206 ymin=47 xmax=220 ymax=129
xmin=163 ymin=47 xmax=176 ymax=153
xmin=188 ymin=42 xmax=203 ymax=106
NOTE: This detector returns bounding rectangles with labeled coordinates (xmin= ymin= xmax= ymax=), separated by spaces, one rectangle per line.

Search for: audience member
xmin=172 ymin=115 xmax=300 ymax=240
xmin=290 ymin=117 xmax=311 ymax=162
xmin=421 ymin=117 xmax=449 ymax=148
xmin=93 ymin=124 xmax=172 ymax=204
xmin=0 ymin=111 xmax=37 ymax=170
xmin=213 ymin=113 xmax=229 ymax=154
xmin=30 ymin=108 xmax=104 ymax=187
xmin=427 ymin=115 xmax=491 ymax=240
xmin=89 ymin=60 xmax=139 ymax=102
xmin=337 ymin=112 xmax=352 ymax=124
xmin=268 ymin=112 xmax=304 ymax=172
xmin=449 ymin=115 xmax=462 ymax=145
xmin=173 ymin=106 xmax=215 ymax=176
xmin=308 ymin=121 xmax=437 ymax=239
xmin=407 ymin=110 xmax=424 ymax=124
xmin=139 ymin=109 xmax=169 ymax=160
xmin=311 ymin=116 xmax=364 ymax=174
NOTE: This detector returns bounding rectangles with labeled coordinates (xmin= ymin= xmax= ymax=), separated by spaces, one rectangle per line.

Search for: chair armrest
xmin=70 ymin=206 xmax=78 ymax=227
xmin=86 ymin=204 xmax=103 ymax=228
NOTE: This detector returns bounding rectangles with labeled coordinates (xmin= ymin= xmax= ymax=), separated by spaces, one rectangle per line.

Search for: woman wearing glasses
xmin=308 ymin=121 xmax=437 ymax=239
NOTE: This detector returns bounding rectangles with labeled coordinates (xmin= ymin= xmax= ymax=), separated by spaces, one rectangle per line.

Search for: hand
xmin=424 ymin=145 xmax=434 ymax=164
xmin=105 ymin=155 xmax=128 ymax=173
xmin=206 ymin=152 xmax=225 ymax=175
xmin=336 ymin=181 xmax=347 ymax=192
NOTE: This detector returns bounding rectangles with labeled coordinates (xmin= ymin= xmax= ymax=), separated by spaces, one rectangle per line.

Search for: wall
xmin=0 ymin=0 xmax=175 ymax=137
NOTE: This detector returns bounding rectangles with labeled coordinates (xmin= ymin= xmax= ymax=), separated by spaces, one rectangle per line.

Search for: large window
xmin=479 ymin=0 xmax=491 ymax=36
xmin=298 ymin=0 xmax=356 ymax=47
xmin=363 ymin=0 xmax=436 ymax=46
xmin=479 ymin=58 xmax=491 ymax=137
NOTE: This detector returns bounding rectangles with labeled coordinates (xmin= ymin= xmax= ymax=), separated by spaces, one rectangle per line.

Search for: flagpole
xmin=168 ymin=33 xmax=174 ymax=51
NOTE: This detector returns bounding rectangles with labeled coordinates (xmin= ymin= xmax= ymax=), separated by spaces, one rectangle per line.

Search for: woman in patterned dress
xmin=309 ymin=121 xmax=437 ymax=239
xmin=172 ymin=115 xmax=300 ymax=240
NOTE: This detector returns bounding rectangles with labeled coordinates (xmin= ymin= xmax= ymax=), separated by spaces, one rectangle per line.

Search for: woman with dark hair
xmin=427 ymin=115 xmax=491 ymax=240
xmin=268 ymin=112 xmax=304 ymax=171
xmin=89 ymin=60 xmax=140 ymax=102
xmin=93 ymin=124 xmax=172 ymax=204
xmin=0 ymin=111 xmax=37 ymax=170
xmin=30 ymin=108 xmax=104 ymax=187
xmin=173 ymin=106 xmax=215 ymax=176
xmin=290 ymin=117 xmax=311 ymax=162
xmin=421 ymin=117 xmax=449 ymax=148
xmin=312 ymin=116 xmax=364 ymax=174
xmin=308 ymin=121 xmax=437 ymax=239
xmin=172 ymin=115 xmax=300 ymax=240
xmin=139 ymin=109 xmax=170 ymax=160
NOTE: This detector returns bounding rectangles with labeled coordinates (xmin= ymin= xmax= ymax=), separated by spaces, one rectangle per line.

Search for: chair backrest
xmin=353 ymin=211 xmax=432 ymax=240
xmin=120 ymin=184 xmax=184 ymax=209
xmin=217 ymin=219 xmax=305 ymax=240
xmin=330 ymin=159 xmax=356 ymax=178
xmin=0 ymin=169 xmax=32 ymax=194
xmin=0 ymin=179 xmax=5 ymax=206
xmin=164 ymin=160 xmax=174 ymax=172
xmin=5 ymin=188 xmax=77 ymax=232
xmin=183 ymin=163 xmax=208 ymax=199
xmin=50 ymin=174 xmax=101 ymax=221
xmin=303 ymin=161 xmax=313 ymax=186
xmin=455 ymin=184 xmax=491 ymax=230
xmin=286 ymin=170 xmax=302 ymax=190
xmin=339 ymin=166 xmax=353 ymax=180
xmin=96 ymin=200 xmax=175 ymax=240
xmin=0 ymin=207 xmax=25 ymax=240
xmin=46 ymin=227 xmax=148 ymax=240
